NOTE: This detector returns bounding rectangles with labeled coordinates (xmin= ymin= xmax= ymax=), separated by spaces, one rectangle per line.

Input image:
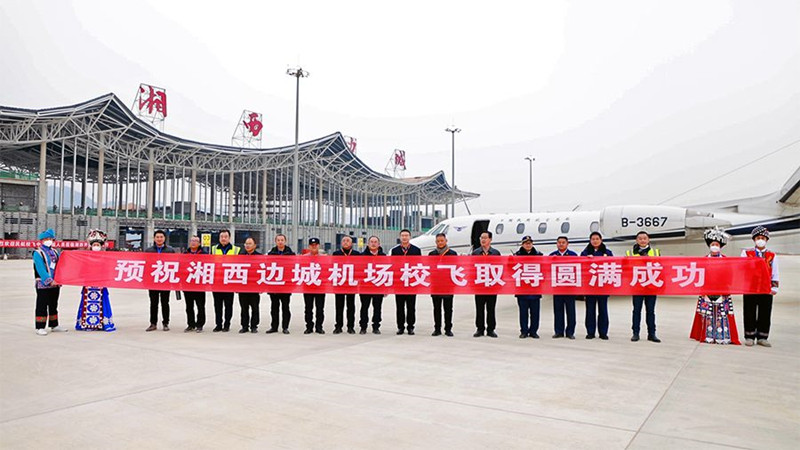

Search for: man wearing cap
xmin=303 ymin=238 xmax=326 ymax=334
xmin=332 ymin=236 xmax=359 ymax=334
xmin=514 ymin=235 xmax=543 ymax=339
xmin=32 ymin=228 xmax=66 ymax=335
xmin=429 ymin=233 xmax=457 ymax=336
xmin=740 ymin=226 xmax=780 ymax=347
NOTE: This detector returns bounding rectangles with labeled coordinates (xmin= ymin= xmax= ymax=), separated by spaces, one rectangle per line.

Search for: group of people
xmin=31 ymin=225 xmax=780 ymax=347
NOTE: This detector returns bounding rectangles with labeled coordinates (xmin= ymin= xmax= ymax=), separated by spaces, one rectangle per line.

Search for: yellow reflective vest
xmin=626 ymin=247 xmax=661 ymax=256
xmin=211 ymin=244 xmax=241 ymax=255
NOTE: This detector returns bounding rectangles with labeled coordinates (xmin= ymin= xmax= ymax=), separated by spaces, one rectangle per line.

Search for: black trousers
xmin=148 ymin=290 xmax=170 ymax=325
xmin=269 ymin=293 xmax=291 ymax=330
xmin=360 ymin=294 xmax=383 ymax=329
xmin=303 ymin=293 xmax=325 ymax=330
xmin=475 ymin=295 xmax=497 ymax=333
xmin=239 ymin=293 xmax=260 ymax=330
xmin=35 ymin=286 xmax=60 ymax=329
xmin=395 ymin=294 xmax=417 ymax=331
xmin=183 ymin=291 xmax=206 ymax=328
xmin=743 ymin=294 xmax=773 ymax=339
xmin=213 ymin=292 xmax=234 ymax=328
xmin=335 ymin=293 xmax=356 ymax=329
xmin=431 ymin=295 xmax=454 ymax=332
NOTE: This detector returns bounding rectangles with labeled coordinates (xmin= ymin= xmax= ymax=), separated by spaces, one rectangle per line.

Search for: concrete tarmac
xmin=1 ymin=257 xmax=798 ymax=449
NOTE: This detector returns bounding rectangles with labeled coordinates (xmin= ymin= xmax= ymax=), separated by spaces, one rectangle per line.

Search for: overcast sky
xmin=1 ymin=0 xmax=798 ymax=215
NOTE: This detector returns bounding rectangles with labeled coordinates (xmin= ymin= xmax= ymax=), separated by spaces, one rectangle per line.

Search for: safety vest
xmin=211 ymin=244 xmax=240 ymax=256
xmin=626 ymin=248 xmax=661 ymax=256
xmin=745 ymin=249 xmax=775 ymax=279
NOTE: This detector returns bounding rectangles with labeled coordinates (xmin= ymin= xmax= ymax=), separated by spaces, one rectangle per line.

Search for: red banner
xmin=1 ymin=240 xmax=114 ymax=249
xmin=53 ymin=252 xmax=771 ymax=295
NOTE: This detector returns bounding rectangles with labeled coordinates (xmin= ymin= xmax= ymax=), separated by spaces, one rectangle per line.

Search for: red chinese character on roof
xmin=243 ymin=112 xmax=263 ymax=137
xmin=138 ymin=85 xmax=168 ymax=118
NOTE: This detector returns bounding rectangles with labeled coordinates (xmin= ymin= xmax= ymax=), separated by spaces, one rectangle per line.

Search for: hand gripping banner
xmin=54 ymin=252 xmax=772 ymax=296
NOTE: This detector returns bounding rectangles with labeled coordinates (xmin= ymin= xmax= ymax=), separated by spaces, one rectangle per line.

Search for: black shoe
xmin=304 ymin=328 xmax=313 ymax=334
xmin=213 ymin=326 xmax=223 ymax=332
xmin=586 ymin=335 xmax=595 ymax=340
xmin=347 ymin=327 xmax=356 ymax=335
xmin=552 ymin=334 xmax=564 ymax=339
xmin=529 ymin=333 xmax=539 ymax=339
xmin=473 ymin=330 xmax=484 ymax=338
xmin=196 ymin=327 xmax=204 ymax=333
xmin=316 ymin=328 xmax=325 ymax=334
xmin=184 ymin=326 xmax=195 ymax=333
xmin=239 ymin=328 xmax=248 ymax=334
xmin=567 ymin=335 xmax=575 ymax=340
xmin=432 ymin=330 xmax=442 ymax=336
xmin=333 ymin=327 xmax=342 ymax=334
xmin=631 ymin=335 xmax=640 ymax=342
xmin=599 ymin=335 xmax=608 ymax=340
xmin=222 ymin=326 xmax=230 ymax=332
xmin=487 ymin=331 xmax=498 ymax=338
xmin=519 ymin=333 xmax=528 ymax=339
xmin=251 ymin=328 xmax=258 ymax=333
xmin=359 ymin=328 xmax=367 ymax=335
xmin=647 ymin=336 xmax=661 ymax=343
xmin=265 ymin=328 xmax=278 ymax=334
xmin=445 ymin=330 xmax=454 ymax=337
xmin=396 ymin=329 xmax=405 ymax=335
xmin=282 ymin=329 xmax=290 ymax=334
xmin=372 ymin=328 xmax=381 ymax=335
xmin=407 ymin=329 xmax=415 ymax=336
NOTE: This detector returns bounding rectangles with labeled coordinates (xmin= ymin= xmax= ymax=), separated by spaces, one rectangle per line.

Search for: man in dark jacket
xmin=183 ymin=235 xmax=207 ymax=332
xmin=332 ymin=236 xmax=359 ymax=334
xmin=580 ymin=231 xmax=613 ymax=340
xmin=550 ymin=236 xmax=578 ymax=339
xmin=303 ymin=238 xmax=326 ymax=334
xmin=359 ymin=236 xmax=386 ymax=334
xmin=239 ymin=237 xmax=262 ymax=333
xmin=429 ymin=233 xmax=457 ymax=336
xmin=390 ymin=229 xmax=422 ymax=335
xmin=144 ymin=229 xmax=176 ymax=332
xmin=472 ymin=231 xmax=502 ymax=338
xmin=514 ymin=235 xmax=543 ymax=339
xmin=266 ymin=234 xmax=294 ymax=334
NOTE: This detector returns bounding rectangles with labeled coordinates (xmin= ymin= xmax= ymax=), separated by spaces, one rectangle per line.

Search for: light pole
xmin=445 ymin=127 xmax=460 ymax=218
xmin=524 ymin=156 xmax=535 ymax=213
xmin=287 ymin=66 xmax=309 ymax=248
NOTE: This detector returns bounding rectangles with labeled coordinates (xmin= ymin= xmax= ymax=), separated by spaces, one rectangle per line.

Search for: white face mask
xmin=91 ymin=245 xmax=102 ymax=251
xmin=755 ymin=239 xmax=767 ymax=248
xmin=709 ymin=245 xmax=721 ymax=253
xmin=41 ymin=240 xmax=53 ymax=248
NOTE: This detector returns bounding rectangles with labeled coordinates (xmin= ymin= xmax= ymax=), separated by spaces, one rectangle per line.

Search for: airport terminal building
xmin=0 ymin=94 xmax=477 ymax=255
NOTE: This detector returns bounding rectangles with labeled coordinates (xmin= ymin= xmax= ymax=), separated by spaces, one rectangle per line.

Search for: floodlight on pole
xmin=445 ymin=127 xmax=461 ymax=218
xmin=524 ymin=156 xmax=535 ymax=213
xmin=287 ymin=66 xmax=309 ymax=248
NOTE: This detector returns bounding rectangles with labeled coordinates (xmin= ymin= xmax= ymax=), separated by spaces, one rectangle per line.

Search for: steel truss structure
xmin=0 ymin=94 xmax=478 ymax=249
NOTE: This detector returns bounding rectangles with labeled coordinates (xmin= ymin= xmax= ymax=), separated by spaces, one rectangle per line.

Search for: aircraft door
xmin=471 ymin=220 xmax=490 ymax=251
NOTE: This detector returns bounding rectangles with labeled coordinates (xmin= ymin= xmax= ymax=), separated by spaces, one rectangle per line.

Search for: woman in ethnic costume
xmin=689 ymin=227 xmax=739 ymax=345
xmin=75 ymin=229 xmax=116 ymax=332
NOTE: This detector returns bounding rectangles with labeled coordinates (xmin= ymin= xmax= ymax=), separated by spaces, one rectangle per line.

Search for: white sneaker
xmin=50 ymin=326 xmax=68 ymax=332
xmin=757 ymin=339 xmax=772 ymax=347
xmin=36 ymin=329 xmax=48 ymax=336
xmin=744 ymin=338 xmax=755 ymax=346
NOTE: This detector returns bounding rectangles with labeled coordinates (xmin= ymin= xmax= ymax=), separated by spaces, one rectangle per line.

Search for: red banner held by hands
xmin=53 ymin=251 xmax=772 ymax=296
